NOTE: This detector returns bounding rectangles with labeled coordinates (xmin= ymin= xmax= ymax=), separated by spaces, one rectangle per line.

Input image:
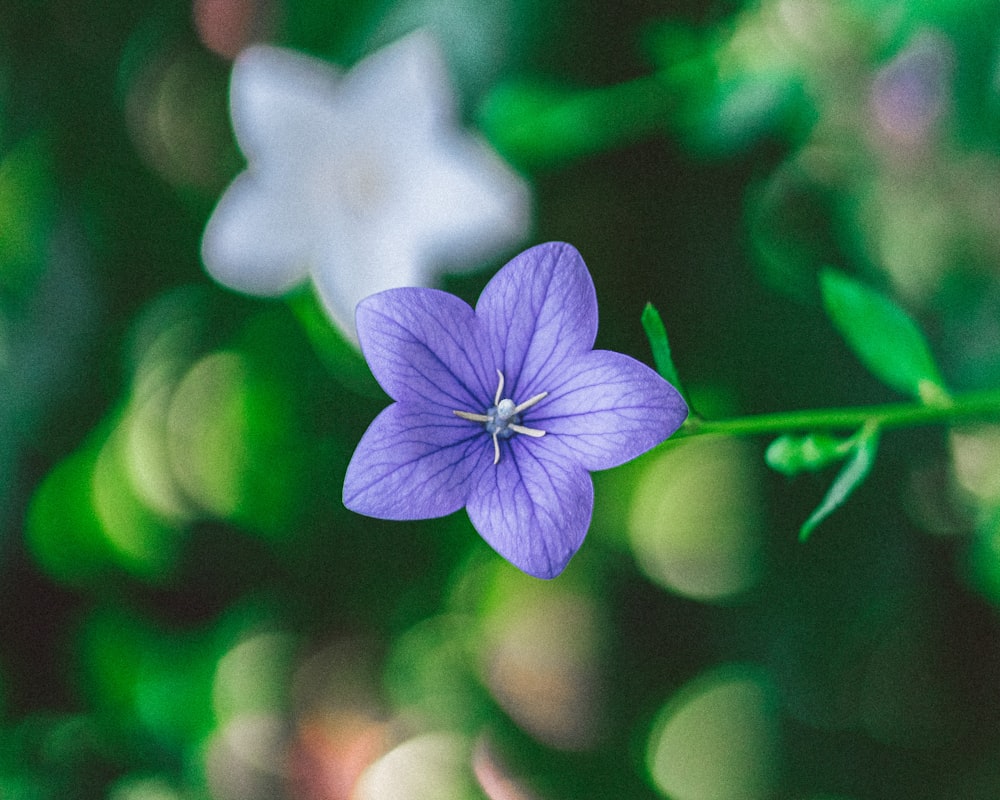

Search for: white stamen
xmin=454 ymin=410 xmax=490 ymax=423
xmin=510 ymin=423 xmax=546 ymax=437
xmin=514 ymin=392 xmax=548 ymax=414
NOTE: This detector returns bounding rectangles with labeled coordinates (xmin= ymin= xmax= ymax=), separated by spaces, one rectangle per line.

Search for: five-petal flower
xmin=343 ymin=242 xmax=688 ymax=578
xmin=201 ymin=30 xmax=530 ymax=339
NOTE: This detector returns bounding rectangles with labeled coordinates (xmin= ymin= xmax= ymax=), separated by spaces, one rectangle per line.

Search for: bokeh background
xmin=4 ymin=0 xmax=1000 ymax=798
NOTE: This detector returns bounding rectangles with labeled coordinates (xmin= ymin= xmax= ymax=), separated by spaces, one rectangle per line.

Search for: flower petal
xmin=400 ymin=132 xmax=532 ymax=271
xmin=530 ymin=350 xmax=688 ymax=471
xmin=336 ymin=29 xmax=453 ymax=147
xmin=201 ymin=172 xmax=311 ymax=296
xmin=355 ymin=288 xmax=495 ymax=411
xmin=311 ymin=232 xmax=428 ymax=342
xmin=466 ymin=441 xmax=594 ymax=579
xmin=343 ymin=401 xmax=490 ymax=519
xmin=230 ymin=44 xmax=342 ymax=165
xmin=475 ymin=243 xmax=598 ymax=400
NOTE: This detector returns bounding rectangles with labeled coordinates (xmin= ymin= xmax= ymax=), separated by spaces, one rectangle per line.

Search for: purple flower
xmin=342 ymin=243 xmax=688 ymax=578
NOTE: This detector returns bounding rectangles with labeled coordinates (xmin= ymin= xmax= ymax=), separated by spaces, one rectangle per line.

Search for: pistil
xmin=454 ymin=370 xmax=547 ymax=464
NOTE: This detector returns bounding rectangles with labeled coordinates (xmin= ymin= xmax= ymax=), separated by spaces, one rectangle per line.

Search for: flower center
xmin=454 ymin=370 xmax=548 ymax=465
xmin=337 ymin=151 xmax=391 ymax=219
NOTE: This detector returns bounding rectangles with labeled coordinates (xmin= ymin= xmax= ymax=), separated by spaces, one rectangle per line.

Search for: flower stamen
xmin=453 ymin=370 xmax=547 ymax=464
xmin=453 ymin=410 xmax=490 ymax=423
xmin=514 ymin=393 xmax=548 ymax=414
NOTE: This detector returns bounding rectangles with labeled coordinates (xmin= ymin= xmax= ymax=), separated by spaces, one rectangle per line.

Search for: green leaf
xmin=765 ymin=432 xmax=854 ymax=476
xmin=641 ymin=302 xmax=689 ymax=404
xmin=819 ymin=268 xmax=947 ymax=401
xmin=799 ymin=425 xmax=880 ymax=541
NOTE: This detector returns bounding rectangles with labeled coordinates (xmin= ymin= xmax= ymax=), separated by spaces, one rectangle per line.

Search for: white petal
xmin=310 ymin=229 xmax=428 ymax=339
xmin=336 ymin=29 xmax=454 ymax=143
xmin=336 ymin=31 xmax=531 ymax=267
xmin=229 ymin=44 xmax=342 ymax=164
xmin=404 ymin=130 xmax=532 ymax=268
xmin=201 ymin=171 xmax=310 ymax=296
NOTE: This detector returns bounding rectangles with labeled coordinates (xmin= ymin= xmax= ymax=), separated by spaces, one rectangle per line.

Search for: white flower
xmin=201 ymin=30 xmax=531 ymax=339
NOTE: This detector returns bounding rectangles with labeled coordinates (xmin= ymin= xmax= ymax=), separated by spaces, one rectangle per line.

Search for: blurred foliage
xmin=4 ymin=0 xmax=1000 ymax=799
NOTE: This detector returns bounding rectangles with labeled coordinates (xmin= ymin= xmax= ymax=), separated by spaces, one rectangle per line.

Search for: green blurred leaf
xmin=765 ymin=432 xmax=854 ymax=476
xmin=385 ymin=615 xmax=485 ymax=733
xmin=641 ymin=302 xmax=688 ymax=404
xmin=0 ymin=136 xmax=55 ymax=296
xmin=820 ymin=268 xmax=947 ymax=401
xmin=642 ymin=20 xmax=705 ymax=70
xmin=477 ymin=76 xmax=671 ymax=169
xmin=25 ymin=436 xmax=117 ymax=586
xmin=287 ymin=288 xmax=381 ymax=398
xmin=799 ymin=424 xmax=880 ymax=541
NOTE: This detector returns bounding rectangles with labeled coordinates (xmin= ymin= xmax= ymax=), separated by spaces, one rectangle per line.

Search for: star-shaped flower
xmin=201 ymin=31 xmax=530 ymax=339
xmin=343 ymin=242 xmax=688 ymax=578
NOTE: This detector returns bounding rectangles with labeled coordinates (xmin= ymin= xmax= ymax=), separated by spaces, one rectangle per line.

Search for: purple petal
xmin=475 ymin=243 xmax=598 ymax=400
xmin=355 ymin=288 xmax=495 ymax=411
xmin=343 ymin=401 xmax=490 ymax=519
xmin=466 ymin=441 xmax=594 ymax=579
xmin=529 ymin=350 xmax=688 ymax=471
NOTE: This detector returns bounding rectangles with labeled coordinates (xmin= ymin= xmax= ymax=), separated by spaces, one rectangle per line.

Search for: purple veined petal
xmin=230 ymin=44 xmax=342 ymax=164
xmin=343 ymin=401 xmax=491 ymax=520
xmin=201 ymin=171 xmax=312 ymax=296
xmin=355 ymin=288 xmax=495 ymax=411
xmin=475 ymin=243 xmax=599 ymax=401
xmin=529 ymin=350 xmax=688 ymax=472
xmin=466 ymin=440 xmax=594 ymax=579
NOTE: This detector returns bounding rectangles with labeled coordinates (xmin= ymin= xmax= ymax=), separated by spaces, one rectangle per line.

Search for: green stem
xmin=677 ymin=387 xmax=1000 ymax=438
